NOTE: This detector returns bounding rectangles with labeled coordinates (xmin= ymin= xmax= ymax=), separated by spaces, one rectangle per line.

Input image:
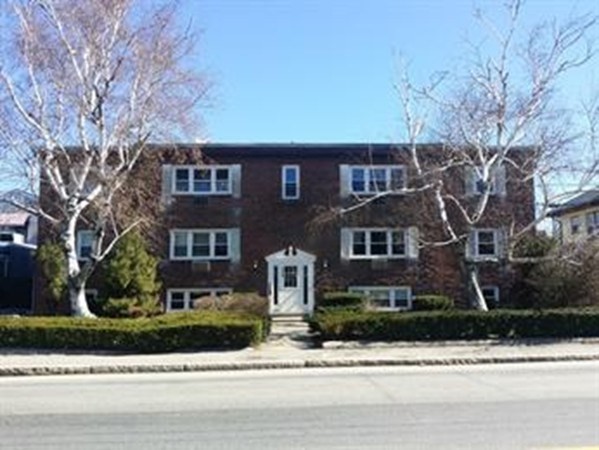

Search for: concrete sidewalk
xmin=2 ymin=335 xmax=599 ymax=376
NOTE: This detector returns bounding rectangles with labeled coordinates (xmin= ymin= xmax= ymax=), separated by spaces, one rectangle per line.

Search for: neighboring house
xmin=0 ymin=212 xmax=38 ymax=245
xmin=549 ymin=189 xmax=599 ymax=242
xmin=36 ymin=143 xmax=534 ymax=315
xmin=0 ymin=212 xmax=37 ymax=313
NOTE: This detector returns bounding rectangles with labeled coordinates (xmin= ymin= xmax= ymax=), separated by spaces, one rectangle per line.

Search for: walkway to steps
xmin=267 ymin=316 xmax=316 ymax=349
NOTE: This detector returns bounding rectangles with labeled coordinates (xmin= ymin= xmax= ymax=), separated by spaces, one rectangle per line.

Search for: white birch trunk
xmin=68 ymin=281 xmax=93 ymax=317
xmin=64 ymin=216 xmax=95 ymax=317
xmin=469 ymin=267 xmax=489 ymax=311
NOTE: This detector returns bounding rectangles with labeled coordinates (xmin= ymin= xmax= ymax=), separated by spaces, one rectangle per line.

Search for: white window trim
xmin=473 ymin=229 xmax=499 ymax=259
xmin=586 ymin=210 xmax=599 ymax=235
xmin=349 ymin=286 xmax=412 ymax=311
xmin=169 ymin=229 xmax=234 ymax=261
xmin=76 ymin=230 xmax=94 ymax=261
xmin=281 ymin=165 xmax=300 ymax=200
xmin=166 ymin=288 xmax=232 ymax=312
xmin=348 ymin=228 xmax=407 ymax=259
xmin=481 ymin=285 xmax=500 ymax=305
xmin=172 ymin=165 xmax=233 ymax=196
xmin=472 ymin=166 xmax=497 ymax=195
xmin=570 ymin=215 xmax=582 ymax=235
xmin=349 ymin=165 xmax=406 ymax=195
xmin=466 ymin=164 xmax=508 ymax=197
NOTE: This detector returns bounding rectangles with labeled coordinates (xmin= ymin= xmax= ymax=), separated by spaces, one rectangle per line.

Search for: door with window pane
xmin=276 ymin=265 xmax=302 ymax=314
xmin=266 ymin=248 xmax=316 ymax=316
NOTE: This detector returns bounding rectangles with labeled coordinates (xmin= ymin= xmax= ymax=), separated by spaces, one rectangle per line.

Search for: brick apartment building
xmin=37 ymin=143 xmax=535 ymax=315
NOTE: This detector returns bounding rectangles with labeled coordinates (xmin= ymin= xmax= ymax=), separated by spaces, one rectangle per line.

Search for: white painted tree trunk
xmin=64 ymin=217 xmax=95 ymax=318
xmin=469 ymin=267 xmax=489 ymax=311
xmin=68 ymin=281 xmax=94 ymax=317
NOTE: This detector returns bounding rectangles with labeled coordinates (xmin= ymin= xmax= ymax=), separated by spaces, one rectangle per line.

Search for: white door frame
xmin=265 ymin=247 xmax=316 ymax=316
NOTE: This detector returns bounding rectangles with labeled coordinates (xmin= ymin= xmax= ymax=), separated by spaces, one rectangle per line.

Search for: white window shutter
xmin=340 ymin=228 xmax=351 ymax=260
xmin=231 ymin=164 xmax=242 ymax=198
xmin=161 ymin=165 xmax=173 ymax=206
xmin=168 ymin=230 xmax=175 ymax=260
xmin=407 ymin=227 xmax=419 ymax=259
xmin=464 ymin=167 xmax=476 ymax=197
xmin=230 ymin=228 xmax=241 ymax=263
xmin=465 ymin=229 xmax=476 ymax=260
xmin=495 ymin=165 xmax=507 ymax=197
xmin=339 ymin=165 xmax=350 ymax=198
xmin=496 ymin=228 xmax=506 ymax=259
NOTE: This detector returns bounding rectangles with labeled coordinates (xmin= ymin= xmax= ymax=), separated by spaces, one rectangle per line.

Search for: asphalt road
xmin=1 ymin=362 xmax=598 ymax=449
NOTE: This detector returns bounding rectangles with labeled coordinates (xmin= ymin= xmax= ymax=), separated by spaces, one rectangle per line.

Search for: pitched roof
xmin=0 ymin=189 xmax=37 ymax=214
xmin=0 ymin=212 xmax=31 ymax=227
xmin=549 ymin=189 xmax=599 ymax=216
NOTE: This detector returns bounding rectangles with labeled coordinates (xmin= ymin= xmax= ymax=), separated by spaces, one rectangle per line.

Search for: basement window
xmin=167 ymin=288 xmax=232 ymax=312
xmin=349 ymin=286 xmax=412 ymax=310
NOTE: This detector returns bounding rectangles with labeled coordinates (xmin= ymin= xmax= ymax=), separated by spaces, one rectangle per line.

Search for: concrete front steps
xmin=267 ymin=316 xmax=316 ymax=349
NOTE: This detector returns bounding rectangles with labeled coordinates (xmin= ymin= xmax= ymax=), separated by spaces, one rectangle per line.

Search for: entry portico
xmin=265 ymin=247 xmax=315 ymax=316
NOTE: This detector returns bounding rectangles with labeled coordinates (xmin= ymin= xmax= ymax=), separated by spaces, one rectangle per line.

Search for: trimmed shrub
xmin=412 ymin=295 xmax=454 ymax=311
xmin=101 ymin=297 xmax=132 ymax=318
xmin=0 ymin=312 xmax=264 ymax=352
xmin=100 ymin=231 xmax=162 ymax=318
xmin=36 ymin=242 xmax=67 ymax=312
xmin=316 ymin=292 xmax=366 ymax=312
xmin=102 ymin=296 xmax=162 ymax=319
xmin=310 ymin=308 xmax=599 ymax=342
xmin=193 ymin=293 xmax=269 ymax=316
xmin=193 ymin=293 xmax=270 ymax=339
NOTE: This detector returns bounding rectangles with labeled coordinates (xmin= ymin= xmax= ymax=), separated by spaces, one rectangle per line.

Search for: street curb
xmin=2 ymin=353 xmax=599 ymax=377
xmin=321 ymin=337 xmax=599 ymax=349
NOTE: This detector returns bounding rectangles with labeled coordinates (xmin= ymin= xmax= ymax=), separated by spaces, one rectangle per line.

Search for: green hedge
xmin=411 ymin=295 xmax=454 ymax=311
xmin=0 ymin=312 xmax=265 ymax=353
xmin=316 ymin=292 xmax=366 ymax=312
xmin=310 ymin=308 xmax=599 ymax=341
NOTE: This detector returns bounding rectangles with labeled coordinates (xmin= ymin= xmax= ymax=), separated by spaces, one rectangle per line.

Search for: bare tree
xmin=331 ymin=1 xmax=597 ymax=310
xmin=0 ymin=0 xmax=209 ymax=316
xmin=395 ymin=0 xmax=598 ymax=310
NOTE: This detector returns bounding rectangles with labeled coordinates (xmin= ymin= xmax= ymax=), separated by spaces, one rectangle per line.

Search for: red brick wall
xmin=34 ymin=144 xmax=536 ymax=312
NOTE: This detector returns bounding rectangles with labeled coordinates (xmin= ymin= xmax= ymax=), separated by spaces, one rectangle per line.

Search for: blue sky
xmin=184 ymin=0 xmax=598 ymax=144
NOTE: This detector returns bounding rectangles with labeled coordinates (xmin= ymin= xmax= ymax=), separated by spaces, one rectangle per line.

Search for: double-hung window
xmin=167 ymin=288 xmax=232 ymax=312
xmin=76 ymin=230 xmax=94 ymax=260
xmin=282 ymin=165 xmax=300 ymax=200
xmin=350 ymin=228 xmax=406 ymax=259
xmin=349 ymin=165 xmax=405 ymax=195
xmin=481 ymin=286 xmax=500 ymax=306
xmin=586 ymin=211 xmax=599 ymax=235
xmin=466 ymin=165 xmax=506 ymax=197
xmin=469 ymin=229 xmax=500 ymax=259
xmin=475 ymin=230 xmax=497 ymax=257
xmin=173 ymin=166 xmax=232 ymax=195
xmin=473 ymin=166 xmax=496 ymax=195
xmin=170 ymin=229 xmax=233 ymax=260
xmin=349 ymin=286 xmax=412 ymax=310
xmin=570 ymin=215 xmax=582 ymax=235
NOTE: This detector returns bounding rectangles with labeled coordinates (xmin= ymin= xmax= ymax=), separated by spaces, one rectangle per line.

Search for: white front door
xmin=266 ymin=247 xmax=315 ymax=316
xmin=275 ymin=264 xmax=303 ymax=314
